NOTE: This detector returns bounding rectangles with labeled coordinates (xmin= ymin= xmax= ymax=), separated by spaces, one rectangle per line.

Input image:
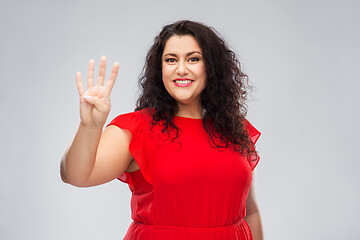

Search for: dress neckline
xmin=174 ymin=115 xmax=203 ymax=120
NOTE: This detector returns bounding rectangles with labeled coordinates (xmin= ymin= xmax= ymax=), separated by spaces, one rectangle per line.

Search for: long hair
xmin=136 ymin=20 xmax=256 ymax=157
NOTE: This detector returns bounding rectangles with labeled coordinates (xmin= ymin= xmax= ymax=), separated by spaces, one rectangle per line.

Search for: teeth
xmin=175 ymin=80 xmax=192 ymax=83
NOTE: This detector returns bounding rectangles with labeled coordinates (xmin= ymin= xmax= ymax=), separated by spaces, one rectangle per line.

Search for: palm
xmin=76 ymin=57 xmax=119 ymax=128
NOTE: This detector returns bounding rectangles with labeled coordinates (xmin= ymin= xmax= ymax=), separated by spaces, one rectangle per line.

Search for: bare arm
xmin=244 ymin=173 xmax=264 ymax=240
xmin=60 ymin=57 xmax=132 ymax=187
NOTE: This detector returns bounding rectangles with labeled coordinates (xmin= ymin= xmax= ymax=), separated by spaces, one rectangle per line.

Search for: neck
xmin=176 ymin=102 xmax=204 ymax=119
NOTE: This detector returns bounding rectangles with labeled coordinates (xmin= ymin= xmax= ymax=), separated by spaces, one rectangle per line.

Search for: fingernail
xmin=84 ymin=95 xmax=92 ymax=100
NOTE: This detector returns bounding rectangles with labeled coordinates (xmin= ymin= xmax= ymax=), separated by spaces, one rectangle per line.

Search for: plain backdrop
xmin=1 ymin=0 xmax=359 ymax=239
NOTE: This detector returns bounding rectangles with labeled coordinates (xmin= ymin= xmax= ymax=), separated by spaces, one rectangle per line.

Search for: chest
xmin=142 ymin=123 xmax=253 ymax=190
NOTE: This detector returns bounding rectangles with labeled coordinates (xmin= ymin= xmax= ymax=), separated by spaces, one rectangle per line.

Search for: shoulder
xmin=111 ymin=108 xmax=152 ymax=120
xmin=107 ymin=108 xmax=153 ymax=134
xmin=243 ymin=118 xmax=261 ymax=144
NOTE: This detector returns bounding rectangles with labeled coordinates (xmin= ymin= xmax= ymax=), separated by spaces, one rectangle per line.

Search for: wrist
xmin=79 ymin=121 xmax=104 ymax=133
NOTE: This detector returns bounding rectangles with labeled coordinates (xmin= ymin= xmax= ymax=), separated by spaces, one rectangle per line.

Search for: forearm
xmin=60 ymin=123 xmax=103 ymax=185
xmin=244 ymin=211 xmax=264 ymax=240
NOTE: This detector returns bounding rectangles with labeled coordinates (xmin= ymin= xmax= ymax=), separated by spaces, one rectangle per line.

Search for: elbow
xmin=60 ymin=170 xmax=69 ymax=184
xmin=59 ymin=152 xmax=93 ymax=187
xmin=246 ymin=198 xmax=261 ymax=217
xmin=60 ymin=159 xmax=70 ymax=184
xmin=246 ymin=207 xmax=260 ymax=217
xmin=60 ymin=154 xmax=76 ymax=185
xmin=60 ymin=170 xmax=86 ymax=187
xmin=60 ymin=160 xmax=89 ymax=187
xmin=246 ymin=202 xmax=260 ymax=217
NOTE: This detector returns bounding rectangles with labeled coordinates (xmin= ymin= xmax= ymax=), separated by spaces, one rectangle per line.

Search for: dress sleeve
xmin=106 ymin=111 xmax=152 ymax=185
xmin=244 ymin=119 xmax=261 ymax=171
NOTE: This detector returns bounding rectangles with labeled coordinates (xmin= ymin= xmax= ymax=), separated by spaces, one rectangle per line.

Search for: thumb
xmin=83 ymin=95 xmax=93 ymax=103
xmin=83 ymin=95 xmax=108 ymax=111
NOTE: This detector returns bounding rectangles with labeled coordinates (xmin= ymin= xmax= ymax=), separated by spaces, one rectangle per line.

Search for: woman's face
xmin=162 ymin=35 xmax=207 ymax=107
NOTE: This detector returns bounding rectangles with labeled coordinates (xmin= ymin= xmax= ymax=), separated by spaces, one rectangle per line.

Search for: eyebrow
xmin=163 ymin=51 xmax=202 ymax=58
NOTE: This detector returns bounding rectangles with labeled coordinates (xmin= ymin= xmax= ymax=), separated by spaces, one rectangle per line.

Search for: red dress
xmin=107 ymin=109 xmax=261 ymax=240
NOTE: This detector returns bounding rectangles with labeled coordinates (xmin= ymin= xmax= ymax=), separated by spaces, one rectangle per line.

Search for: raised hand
xmin=76 ymin=56 xmax=119 ymax=128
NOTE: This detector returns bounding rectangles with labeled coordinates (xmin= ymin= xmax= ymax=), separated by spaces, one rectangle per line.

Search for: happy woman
xmin=61 ymin=20 xmax=263 ymax=240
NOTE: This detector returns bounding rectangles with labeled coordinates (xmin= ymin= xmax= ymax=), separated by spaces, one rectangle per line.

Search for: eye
xmin=165 ymin=58 xmax=177 ymax=63
xmin=189 ymin=57 xmax=200 ymax=62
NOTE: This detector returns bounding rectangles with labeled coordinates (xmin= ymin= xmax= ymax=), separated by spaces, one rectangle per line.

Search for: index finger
xmin=76 ymin=72 xmax=85 ymax=96
xmin=104 ymin=62 xmax=119 ymax=92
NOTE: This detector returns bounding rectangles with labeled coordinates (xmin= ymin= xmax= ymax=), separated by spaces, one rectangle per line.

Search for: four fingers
xmin=78 ymin=57 xmax=119 ymax=97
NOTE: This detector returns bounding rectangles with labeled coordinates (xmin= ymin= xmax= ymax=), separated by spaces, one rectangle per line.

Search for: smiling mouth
xmin=173 ymin=78 xmax=194 ymax=84
xmin=173 ymin=78 xmax=194 ymax=87
xmin=174 ymin=80 xmax=192 ymax=83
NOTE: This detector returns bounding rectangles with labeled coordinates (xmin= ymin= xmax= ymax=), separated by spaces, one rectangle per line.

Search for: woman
xmin=61 ymin=20 xmax=263 ymax=240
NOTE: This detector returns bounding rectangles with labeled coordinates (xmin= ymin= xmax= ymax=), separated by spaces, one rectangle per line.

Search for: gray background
xmin=1 ymin=0 xmax=359 ymax=239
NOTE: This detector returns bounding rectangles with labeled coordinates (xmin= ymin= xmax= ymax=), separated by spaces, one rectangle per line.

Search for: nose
xmin=176 ymin=60 xmax=188 ymax=75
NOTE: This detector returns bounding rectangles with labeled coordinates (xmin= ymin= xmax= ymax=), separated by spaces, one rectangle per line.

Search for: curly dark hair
xmin=135 ymin=20 xmax=257 ymax=158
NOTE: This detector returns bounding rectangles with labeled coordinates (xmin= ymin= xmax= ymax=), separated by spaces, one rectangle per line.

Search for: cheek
xmin=197 ymin=65 xmax=207 ymax=86
xmin=162 ymin=66 xmax=172 ymax=81
xmin=162 ymin=68 xmax=172 ymax=91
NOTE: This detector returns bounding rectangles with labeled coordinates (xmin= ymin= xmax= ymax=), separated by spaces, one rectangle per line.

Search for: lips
xmin=173 ymin=78 xmax=194 ymax=87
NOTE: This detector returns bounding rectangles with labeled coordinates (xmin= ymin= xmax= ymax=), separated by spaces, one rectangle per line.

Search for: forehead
xmin=163 ymin=35 xmax=202 ymax=55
